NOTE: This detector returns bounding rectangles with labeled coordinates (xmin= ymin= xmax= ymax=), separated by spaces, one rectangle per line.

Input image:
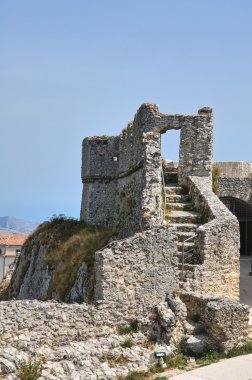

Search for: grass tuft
xmin=117 ymin=320 xmax=138 ymax=335
xmin=121 ymin=339 xmax=134 ymax=349
xmin=165 ymin=352 xmax=187 ymax=369
xmin=123 ymin=371 xmax=149 ymax=380
xmin=212 ymin=166 xmax=219 ymax=195
xmin=17 ymin=356 xmax=45 ymax=380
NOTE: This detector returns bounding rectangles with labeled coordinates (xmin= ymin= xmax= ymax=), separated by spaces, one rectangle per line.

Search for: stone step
xmin=169 ymin=223 xmax=199 ymax=233
xmin=164 ymin=171 xmax=178 ymax=183
xmin=168 ymin=202 xmax=194 ymax=211
xmin=177 ymin=231 xmax=197 ymax=242
xmin=177 ymin=241 xmax=195 ymax=252
xmin=179 ymin=268 xmax=195 ymax=279
xmin=166 ymin=194 xmax=191 ymax=203
xmin=165 ymin=186 xmax=188 ymax=195
xmin=167 ymin=210 xmax=201 ymax=224
xmin=163 ymin=166 xmax=178 ymax=174
xmin=178 ymin=252 xmax=201 ymax=265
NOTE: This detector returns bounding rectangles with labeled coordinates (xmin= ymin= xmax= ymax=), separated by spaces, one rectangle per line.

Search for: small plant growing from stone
xmin=165 ymin=352 xmax=187 ymax=369
xmin=117 ymin=320 xmax=138 ymax=335
xmin=123 ymin=370 xmax=149 ymax=379
xmin=212 ymin=166 xmax=219 ymax=195
xmin=121 ymin=339 xmax=133 ymax=348
xmin=17 ymin=356 xmax=45 ymax=380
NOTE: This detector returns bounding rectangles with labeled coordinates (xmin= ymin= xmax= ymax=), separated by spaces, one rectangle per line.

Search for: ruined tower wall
xmin=80 ymin=104 xmax=214 ymax=235
xmin=80 ymin=136 xmax=119 ymax=227
xmin=178 ymin=109 xmax=213 ymax=185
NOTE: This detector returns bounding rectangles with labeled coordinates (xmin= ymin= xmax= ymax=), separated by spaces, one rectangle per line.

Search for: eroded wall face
xmin=94 ymin=226 xmax=179 ymax=319
xmin=80 ymin=108 xmax=164 ymax=236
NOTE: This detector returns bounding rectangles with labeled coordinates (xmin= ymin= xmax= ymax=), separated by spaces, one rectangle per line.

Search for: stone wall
xmin=180 ymin=292 xmax=249 ymax=351
xmin=94 ymin=226 xmax=179 ymax=319
xmin=215 ymin=162 xmax=252 ymax=178
xmin=0 ymin=300 xmax=170 ymax=380
xmin=184 ymin=176 xmax=240 ymax=299
xmin=218 ymin=177 xmax=252 ymax=206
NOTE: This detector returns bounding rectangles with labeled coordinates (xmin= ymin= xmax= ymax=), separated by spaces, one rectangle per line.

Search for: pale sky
xmin=1 ymin=0 xmax=252 ymax=222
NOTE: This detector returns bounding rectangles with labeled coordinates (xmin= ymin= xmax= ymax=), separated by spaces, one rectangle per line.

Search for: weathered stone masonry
xmin=81 ymin=103 xmax=240 ymax=304
xmin=81 ymin=104 xmax=213 ymax=237
xmin=0 ymin=104 xmax=250 ymax=380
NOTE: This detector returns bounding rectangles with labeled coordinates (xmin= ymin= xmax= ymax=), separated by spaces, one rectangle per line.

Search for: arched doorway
xmin=220 ymin=197 xmax=252 ymax=256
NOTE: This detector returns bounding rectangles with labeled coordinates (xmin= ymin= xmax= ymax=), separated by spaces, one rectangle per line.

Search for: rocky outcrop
xmin=66 ymin=263 xmax=91 ymax=303
xmin=9 ymin=245 xmax=92 ymax=303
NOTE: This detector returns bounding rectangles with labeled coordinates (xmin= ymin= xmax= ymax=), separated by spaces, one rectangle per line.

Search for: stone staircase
xmin=164 ymin=166 xmax=203 ymax=274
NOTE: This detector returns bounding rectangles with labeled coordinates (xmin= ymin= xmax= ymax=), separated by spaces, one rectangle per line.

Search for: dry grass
xmin=21 ymin=215 xmax=116 ymax=301
xmin=212 ymin=166 xmax=219 ymax=195
xmin=0 ymin=276 xmax=11 ymax=301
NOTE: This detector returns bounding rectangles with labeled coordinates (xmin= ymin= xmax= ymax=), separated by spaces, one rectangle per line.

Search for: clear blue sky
xmin=1 ymin=0 xmax=252 ymax=222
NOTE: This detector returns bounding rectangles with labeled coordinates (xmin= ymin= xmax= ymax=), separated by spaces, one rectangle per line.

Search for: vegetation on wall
xmin=212 ymin=165 xmax=219 ymax=195
xmin=12 ymin=215 xmax=115 ymax=301
xmin=0 ymin=276 xmax=11 ymax=301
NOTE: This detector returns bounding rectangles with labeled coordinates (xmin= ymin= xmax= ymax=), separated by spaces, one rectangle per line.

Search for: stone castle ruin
xmin=1 ymin=103 xmax=251 ymax=380
xmin=81 ymin=103 xmax=244 ymax=307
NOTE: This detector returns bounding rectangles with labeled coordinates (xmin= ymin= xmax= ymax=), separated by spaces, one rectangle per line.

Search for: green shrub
xmin=17 ymin=356 xmax=45 ymax=380
xmin=154 ymin=377 xmax=168 ymax=380
xmin=227 ymin=340 xmax=252 ymax=358
xmin=124 ymin=371 xmax=148 ymax=380
xmin=196 ymin=350 xmax=226 ymax=366
xmin=212 ymin=166 xmax=219 ymax=195
xmin=117 ymin=320 xmax=138 ymax=335
xmin=165 ymin=352 xmax=187 ymax=369
xmin=121 ymin=339 xmax=133 ymax=348
xmin=196 ymin=341 xmax=252 ymax=366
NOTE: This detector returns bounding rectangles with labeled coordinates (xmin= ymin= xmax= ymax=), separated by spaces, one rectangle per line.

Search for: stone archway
xmin=220 ymin=196 xmax=252 ymax=305
xmin=220 ymin=196 xmax=252 ymax=256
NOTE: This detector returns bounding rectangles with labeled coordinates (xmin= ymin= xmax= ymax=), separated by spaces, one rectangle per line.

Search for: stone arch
xmin=220 ymin=196 xmax=252 ymax=256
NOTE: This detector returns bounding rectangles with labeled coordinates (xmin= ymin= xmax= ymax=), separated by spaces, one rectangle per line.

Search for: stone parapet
xmin=184 ymin=176 xmax=240 ymax=299
xmin=215 ymin=161 xmax=252 ymax=178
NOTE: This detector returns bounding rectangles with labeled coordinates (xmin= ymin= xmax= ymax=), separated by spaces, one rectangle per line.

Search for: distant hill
xmin=0 ymin=216 xmax=39 ymax=234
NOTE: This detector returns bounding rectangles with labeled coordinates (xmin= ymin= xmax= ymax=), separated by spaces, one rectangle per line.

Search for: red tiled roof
xmin=0 ymin=235 xmax=27 ymax=246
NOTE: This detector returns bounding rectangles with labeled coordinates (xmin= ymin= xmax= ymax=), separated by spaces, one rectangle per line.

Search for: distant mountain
xmin=0 ymin=216 xmax=39 ymax=234
xmin=0 ymin=228 xmax=27 ymax=235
